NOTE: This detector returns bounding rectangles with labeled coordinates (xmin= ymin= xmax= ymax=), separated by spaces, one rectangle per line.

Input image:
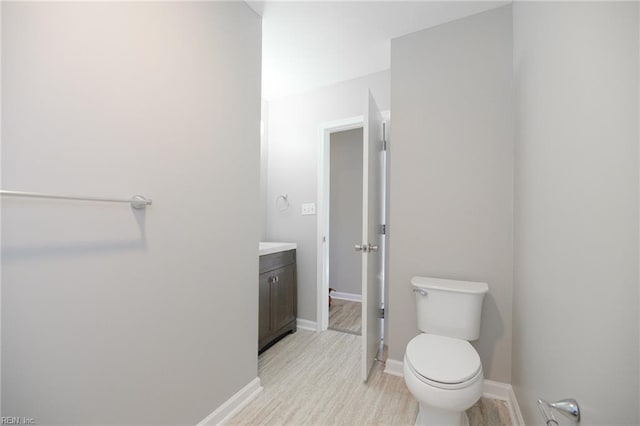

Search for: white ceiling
xmin=247 ymin=1 xmax=508 ymax=100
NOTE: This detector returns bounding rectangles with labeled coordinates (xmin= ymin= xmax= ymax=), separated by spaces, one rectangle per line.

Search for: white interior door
xmin=360 ymin=90 xmax=384 ymax=382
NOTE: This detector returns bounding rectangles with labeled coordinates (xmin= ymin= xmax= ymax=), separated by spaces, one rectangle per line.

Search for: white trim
xmin=317 ymin=115 xmax=364 ymax=333
xmin=331 ymin=291 xmax=362 ymax=303
xmin=637 ymin=1 xmax=640 ymax=415
xmin=197 ymin=377 xmax=262 ymax=426
xmin=382 ymin=360 xmax=524 ymax=425
xmin=507 ymin=385 xmax=526 ymax=426
xmin=482 ymin=379 xmax=511 ymax=400
xmin=0 ymin=1 xmax=3 ymax=415
xmin=483 ymin=380 xmax=525 ymax=426
xmin=383 ymin=358 xmax=404 ymax=377
xmin=296 ymin=318 xmax=318 ymax=332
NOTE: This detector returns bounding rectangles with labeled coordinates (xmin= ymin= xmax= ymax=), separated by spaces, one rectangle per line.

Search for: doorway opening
xmin=327 ymin=127 xmax=364 ymax=336
xmin=317 ymin=115 xmax=364 ymax=333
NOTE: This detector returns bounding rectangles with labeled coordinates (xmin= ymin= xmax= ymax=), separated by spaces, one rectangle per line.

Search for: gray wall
xmin=512 ymin=2 xmax=639 ymax=424
xmin=1 ymin=2 xmax=261 ymax=424
xmin=329 ymin=128 xmax=363 ymax=296
xmin=388 ymin=6 xmax=514 ymax=383
xmin=265 ymin=71 xmax=389 ymax=322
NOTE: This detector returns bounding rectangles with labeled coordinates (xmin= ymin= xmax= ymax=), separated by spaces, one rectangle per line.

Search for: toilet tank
xmin=411 ymin=276 xmax=488 ymax=341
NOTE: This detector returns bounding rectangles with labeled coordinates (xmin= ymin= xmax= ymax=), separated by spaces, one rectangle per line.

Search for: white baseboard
xmin=331 ymin=292 xmax=362 ymax=303
xmin=383 ymin=360 xmax=524 ymax=426
xmin=296 ymin=318 xmax=318 ymax=331
xmin=383 ymin=358 xmax=404 ymax=377
xmin=482 ymin=379 xmax=510 ymax=400
xmin=482 ymin=380 xmax=524 ymax=426
xmin=197 ymin=377 xmax=262 ymax=426
xmin=507 ymin=385 xmax=525 ymax=426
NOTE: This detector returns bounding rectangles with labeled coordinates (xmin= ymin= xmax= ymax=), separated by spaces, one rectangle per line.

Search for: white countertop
xmin=259 ymin=242 xmax=297 ymax=256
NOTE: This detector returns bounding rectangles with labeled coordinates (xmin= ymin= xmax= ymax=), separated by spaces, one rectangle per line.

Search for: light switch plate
xmin=301 ymin=203 xmax=316 ymax=215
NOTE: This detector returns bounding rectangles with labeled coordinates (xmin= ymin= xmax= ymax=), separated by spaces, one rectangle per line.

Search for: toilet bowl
xmin=403 ymin=334 xmax=483 ymax=426
xmin=403 ymin=277 xmax=488 ymax=426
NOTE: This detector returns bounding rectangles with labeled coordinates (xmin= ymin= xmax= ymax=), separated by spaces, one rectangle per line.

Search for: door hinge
xmin=379 ymin=308 xmax=385 ymax=319
xmin=382 ymin=122 xmax=387 ymax=151
xmin=380 ymin=224 xmax=386 ymax=235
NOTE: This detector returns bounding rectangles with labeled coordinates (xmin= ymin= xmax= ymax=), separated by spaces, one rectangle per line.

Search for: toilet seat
xmin=405 ymin=334 xmax=482 ymax=390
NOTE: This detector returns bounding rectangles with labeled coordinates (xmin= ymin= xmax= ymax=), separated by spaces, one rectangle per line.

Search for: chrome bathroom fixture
xmin=354 ymin=243 xmax=378 ymax=253
xmin=538 ymin=398 xmax=581 ymax=425
xmin=0 ymin=190 xmax=152 ymax=209
xmin=413 ymin=288 xmax=428 ymax=296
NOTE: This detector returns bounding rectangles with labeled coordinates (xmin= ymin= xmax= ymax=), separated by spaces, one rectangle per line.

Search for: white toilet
xmin=403 ymin=276 xmax=488 ymax=426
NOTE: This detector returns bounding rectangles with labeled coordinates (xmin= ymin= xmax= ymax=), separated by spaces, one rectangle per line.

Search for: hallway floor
xmin=328 ymin=299 xmax=361 ymax=335
xmin=227 ymin=330 xmax=511 ymax=425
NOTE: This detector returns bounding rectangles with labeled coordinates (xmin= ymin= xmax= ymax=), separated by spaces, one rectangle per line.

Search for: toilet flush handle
xmin=412 ymin=288 xmax=428 ymax=296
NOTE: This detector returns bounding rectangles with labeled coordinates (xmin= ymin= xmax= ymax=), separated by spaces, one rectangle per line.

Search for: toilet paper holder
xmin=537 ymin=398 xmax=581 ymax=425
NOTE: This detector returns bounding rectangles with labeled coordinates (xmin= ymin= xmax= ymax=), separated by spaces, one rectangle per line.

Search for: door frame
xmin=317 ymin=115 xmax=364 ymax=331
xmin=316 ymin=111 xmax=390 ymax=332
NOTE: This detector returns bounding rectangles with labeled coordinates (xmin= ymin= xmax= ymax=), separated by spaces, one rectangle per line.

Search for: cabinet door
xmin=270 ymin=264 xmax=296 ymax=332
xmin=258 ymin=272 xmax=272 ymax=349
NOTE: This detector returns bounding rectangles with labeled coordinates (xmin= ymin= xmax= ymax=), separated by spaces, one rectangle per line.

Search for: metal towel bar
xmin=0 ymin=190 xmax=152 ymax=209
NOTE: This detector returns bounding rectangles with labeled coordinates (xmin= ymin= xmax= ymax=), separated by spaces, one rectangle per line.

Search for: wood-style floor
xmin=328 ymin=299 xmax=361 ymax=335
xmin=227 ymin=330 xmax=511 ymax=426
xmin=467 ymin=398 xmax=511 ymax=426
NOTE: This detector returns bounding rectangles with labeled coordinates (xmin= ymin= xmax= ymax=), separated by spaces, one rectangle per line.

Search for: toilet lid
xmin=405 ymin=334 xmax=481 ymax=384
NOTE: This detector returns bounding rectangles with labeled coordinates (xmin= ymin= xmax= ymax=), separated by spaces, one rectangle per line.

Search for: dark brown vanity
xmin=258 ymin=246 xmax=297 ymax=353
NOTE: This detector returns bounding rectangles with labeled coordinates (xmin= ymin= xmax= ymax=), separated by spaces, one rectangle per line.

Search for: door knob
xmin=368 ymin=244 xmax=379 ymax=253
xmin=355 ymin=244 xmax=368 ymax=252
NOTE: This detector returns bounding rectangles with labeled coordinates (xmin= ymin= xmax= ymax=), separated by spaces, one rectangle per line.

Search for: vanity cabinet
xmin=259 ymin=249 xmax=297 ymax=352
